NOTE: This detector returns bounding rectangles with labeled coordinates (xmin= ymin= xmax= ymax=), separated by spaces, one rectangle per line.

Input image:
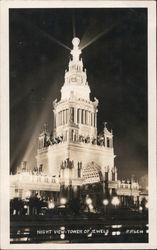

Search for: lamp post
xmin=139 ymin=206 xmax=143 ymax=213
xmin=60 ymin=197 xmax=67 ymax=208
xmin=25 ymin=191 xmax=31 ymax=215
xmin=48 ymin=200 xmax=55 ymax=209
xmin=103 ymin=199 xmax=109 ymax=216
xmin=86 ymin=197 xmax=92 ymax=214
xmin=111 ymin=196 xmax=120 ymax=214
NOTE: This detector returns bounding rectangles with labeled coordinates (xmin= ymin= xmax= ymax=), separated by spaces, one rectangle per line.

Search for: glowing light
xmin=81 ymin=25 xmax=115 ymax=50
xmin=25 ymin=191 xmax=31 ymax=198
xmin=89 ymin=204 xmax=93 ymax=210
xmin=112 ymin=231 xmax=121 ymax=236
xmin=111 ymin=196 xmax=120 ymax=206
xmin=60 ymin=233 xmax=65 ymax=239
xmin=103 ymin=199 xmax=109 ymax=206
xmin=112 ymin=225 xmax=122 ymax=228
xmin=32 ymin=21 xmax=71 ymax=51
xmin=145 ymin=202 xmax=148 ymax=209
xmin=139 ymin=206 xmax=143 ymax=211
xmin=60 ymin=197 xmax=67 ymax=205
xmin=72 ymin=11 xmax=76 ymax=37
xmin=86 ymin=197 xmax=92 ymax=205
xmin=48 ymin=201 xmax=55 ymax=209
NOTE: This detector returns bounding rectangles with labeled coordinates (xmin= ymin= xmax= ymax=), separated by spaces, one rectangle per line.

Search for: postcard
xmin=0 ymin=1 xmax=156 ymax=249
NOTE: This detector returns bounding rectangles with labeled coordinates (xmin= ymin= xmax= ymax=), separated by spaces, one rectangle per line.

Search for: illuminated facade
xmin=37 ymin=38 xmax=117 ymax=188
xmin=10 ymin=37 xmax=139 ymax=204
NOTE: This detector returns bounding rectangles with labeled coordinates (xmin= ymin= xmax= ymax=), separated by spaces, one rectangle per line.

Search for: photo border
xmin=0 ymin=1 xmax=156 ymax=249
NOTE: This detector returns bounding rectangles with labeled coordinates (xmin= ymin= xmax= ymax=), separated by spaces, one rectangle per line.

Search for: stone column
xmin=56 ymin=113 xmax=58 ymax=128
xmin=74 ymin=108 xmax=77 ymax=124
xmin=79 ymin=109 xmax=81 ymax=123
xmin=58 ymin=112 xmax=60 ymax=126
xmin=95 ymin=112 xmax=97 ymax=128
xmin=62 ymin=110 xmax=64 ymax=125
xmin=115 ymin=170 xmax=117 ymax=181
xmin=53 ymin=110 xmax=56 ymax=129
xmin=82 ymin=110 xmax=85 ymax=124
xmin=66 ymin=109 xmax=68 ymax=124
xmin=86 ymin=111 xmax=89 ymax=125
xmin=92 ymin=113 xmax=94 ymax=126
xmin=61 ymin=111 xmax=63 ymax=125
xmin=88 ymin=111 xmax=91 ymax=126
xmin=67 ymin=109 xmax=70 ymax=124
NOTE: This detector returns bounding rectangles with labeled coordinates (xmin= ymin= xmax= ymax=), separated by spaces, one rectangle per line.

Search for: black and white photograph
xmin=0 ymin=1 xmax=156 ymax=249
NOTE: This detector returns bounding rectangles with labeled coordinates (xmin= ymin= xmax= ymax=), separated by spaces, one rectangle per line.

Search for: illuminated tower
xmin=36 ymin=37 xmax=117 ymax=191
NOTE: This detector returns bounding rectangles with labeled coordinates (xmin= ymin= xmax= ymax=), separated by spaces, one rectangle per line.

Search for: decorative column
xmin=58 ymin=112 xmax=60 ymax=126
xmin=53 ymin=110 xmax=56 ymax=129
xmin=67 ymin=109 xmax=70 ymax=124
xmin=61 ymin=110 xmax=64 ymax=125
xmin=79 ymin=109 xmax=82 ymax=123
xmin=63 ymin=110 xmax=65 ymax=125
xmin=74 ymin=108 xmax=77 ymax=124
xmin=90 ymin=112 xmax=92 ymax=126
xmin=56 ymin=113 xmax=58 ymax=127
xmin=95 ymin=112 xmax=97 ymax=128
xmin=94 ymin=113 xmax=96 ymax=128
xmin=92 ymin=113 xmax=94 ymax=127
xmin=82 ymin=109 xmax=85 ymax=124
xmin=66 ymin=109 xmax=68 ymax=124
xmin=89 ymin=111 xmax=91 ymax=126
xmin=87 ymin=111 xmax=89 ymax=125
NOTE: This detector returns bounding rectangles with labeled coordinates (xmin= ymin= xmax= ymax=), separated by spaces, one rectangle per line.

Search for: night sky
xmin=10 ymin=8 xmax=147 ymax=179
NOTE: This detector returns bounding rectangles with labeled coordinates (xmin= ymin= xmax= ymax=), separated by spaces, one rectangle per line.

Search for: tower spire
xmin=61 ymin=37 xmax=90 ymax=100
xmin=71 ymin=37 xmax=81 ymax=61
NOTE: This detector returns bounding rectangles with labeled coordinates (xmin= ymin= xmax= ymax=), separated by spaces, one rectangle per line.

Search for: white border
xmin=0 ymin=1 xmax=156 ymax=249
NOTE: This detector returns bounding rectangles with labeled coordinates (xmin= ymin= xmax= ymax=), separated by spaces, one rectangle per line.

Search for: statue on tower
xmin=71 ymin=37 xmax=81 ymax=61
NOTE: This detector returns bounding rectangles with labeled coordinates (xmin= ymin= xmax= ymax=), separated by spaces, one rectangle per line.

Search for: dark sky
xmin=9 ymin=8 xmax=147 ymax=179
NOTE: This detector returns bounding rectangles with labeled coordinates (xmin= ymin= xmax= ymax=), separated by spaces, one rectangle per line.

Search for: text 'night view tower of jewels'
xmin=37 ymin=37 xmax=116 ymax=188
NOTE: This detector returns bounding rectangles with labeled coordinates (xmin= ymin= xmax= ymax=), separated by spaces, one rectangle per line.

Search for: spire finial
xmin=71 ymin=37 xmax=81 ymax=61
xmin=72 ymin=37 xmax=80 ymax=47
xmin=104 ymin=122 xmax=107 ymax=128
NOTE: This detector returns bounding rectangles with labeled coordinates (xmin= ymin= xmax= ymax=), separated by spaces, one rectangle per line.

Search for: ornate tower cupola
xmin=53 ymin=37 xmax=98 ymax=142
xmin=70 ymin=37 xmax=81 ymax=61
xmin=61 ymin=37 xmax=91 ymax=101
